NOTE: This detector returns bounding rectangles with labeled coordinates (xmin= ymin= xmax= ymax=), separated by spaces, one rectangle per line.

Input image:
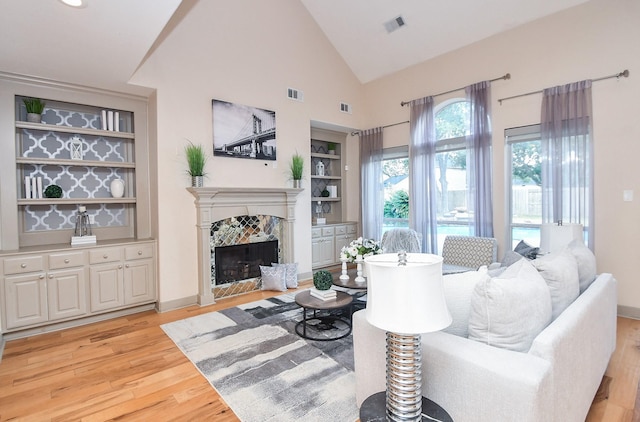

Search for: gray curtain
xmin=409 ymin=96 xmax=438 ymax=253
xmin=360 ymin=127 xmax=384 ymax=241
xmin=465 ymin=81 xmax=494 ymax=237
xmin=541 ymin=80 xmax=594 ymax=250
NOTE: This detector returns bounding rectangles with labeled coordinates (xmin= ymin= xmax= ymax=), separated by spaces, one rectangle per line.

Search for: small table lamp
xmin=540 ymin=221 xmax=584 ymax=254
xmin=363 ymin=252 xmax=452 ymax=421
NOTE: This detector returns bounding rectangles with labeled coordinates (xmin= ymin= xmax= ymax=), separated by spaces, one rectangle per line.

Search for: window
xmin=506 ymin=125 xmax=542 ymax=249
xmin=382 ymin=146 xmax=409 ymax=233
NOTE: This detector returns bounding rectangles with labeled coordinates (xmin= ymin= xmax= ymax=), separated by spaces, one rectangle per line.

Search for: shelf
xmin=311 ymin=197 xmax=341 ymax=202
xmin=16 ymin=121 xmax=135 ymax=140
xmin=16 ymin=157 xmax=136 ymax=168
xmin=311 ymin=152 xmax=340 ymax=160
xmin=311 ymin=175 xmax=341 ymax=180
xmin=18 ymin=198 xmax=137 ymax=206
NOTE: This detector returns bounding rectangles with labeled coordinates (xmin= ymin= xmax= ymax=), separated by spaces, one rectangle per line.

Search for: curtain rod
xmin=350 ymin=120 xmax=409 ymax=137
xmin=498 ymin=69 xmax=630 ymax=105
xmin=400 ymin=73 xmax=511 ymax=107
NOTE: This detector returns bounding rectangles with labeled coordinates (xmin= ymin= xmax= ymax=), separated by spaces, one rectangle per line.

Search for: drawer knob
xmin=126 ymin=264 xmax=130 ymax=268
xmin=64 ymin=259 xmax=70 ymax=264
xmin=21 ymin=263 xmax=27 ymax=268
xmin=39 ymin=274 xmax=45 ymax=279
xmin=138 ymin=250 xmax=142 ymax=255
xmin=118 ymin=265 xmax=123 ymax=269
xmin=48 ymin=274 xmax=53 ymax=279
xmin=103 ymin=255 xmax=108 ymax=259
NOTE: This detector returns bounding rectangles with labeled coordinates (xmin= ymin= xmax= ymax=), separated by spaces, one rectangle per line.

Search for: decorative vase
xmin=355 ymin=255 xmax=365 ymax=283
xmin=339 ymin=256 xmax=350 ymax=282
xmin=293 ymin=179 xmax=302 ymax=189
xmin=27 ymin=113 xmax=41 ymax=123
xmin=192 ymin=176 xmax=204 ymax=188
xmin=109 ymin=178 xmax=125 ymax=198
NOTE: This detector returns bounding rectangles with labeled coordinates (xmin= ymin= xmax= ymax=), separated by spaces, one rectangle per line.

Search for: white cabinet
xmin=334 ymin=224 xmax=358 ymax=262
xmin=312 ymin=223 xmax=358 ymax=269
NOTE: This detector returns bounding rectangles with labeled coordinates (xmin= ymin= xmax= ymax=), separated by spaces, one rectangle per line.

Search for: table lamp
xmin=540 ymin=221 xmax=583 ymax=254
xmin=363 ymin=252 xmax=452 ymax=421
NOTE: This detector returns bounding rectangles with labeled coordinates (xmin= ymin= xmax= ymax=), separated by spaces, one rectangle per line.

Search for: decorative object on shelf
xmin=321 ymin=188 xmax=330 ymax=197
xmin=43 ymin=184 xmax=63 ymax=199
xmin=362 ymin=253 xmax=451 ymax=422
xmin=109 ymin=178 xmax=125 ymax=198
xmin=354 ymin=255 xmax=365 ymax=283
xmin=25 ymin=176 xmax=45 ymax=199
xmin=313 ymin=269 xmax=333 ymax=291
xmin=289 ymin=152 xmax=304 ymax=188
xmin=327 ymin=185 xmax=337 ymax=198
xmin=185 ymin=140 xmax=207 ymax=187
xmin=71 ymin=205 xmax=96 ymax=245
xmin=23 ymin=97 xmax=45 ymax=123
xmin=327 ymin=142 xmax=337 ymax=155
xmin=315 ymin=200 xmax=325 ymax=225
xmin=69 ymin=136 xmax=84 ymax=160
xmin=315 ymin=160 xmax=325 ymax=176
xmin=340 ymin=256 xmax=350 ymax=281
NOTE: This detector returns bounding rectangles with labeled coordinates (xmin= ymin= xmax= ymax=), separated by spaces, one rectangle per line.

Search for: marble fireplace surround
xmin=188 ymin=187 xmax=303 ymax=305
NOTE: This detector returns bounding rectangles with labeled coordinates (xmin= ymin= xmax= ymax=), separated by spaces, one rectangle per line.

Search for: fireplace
xmin=214 ymin=240 xmax=278 ymax=285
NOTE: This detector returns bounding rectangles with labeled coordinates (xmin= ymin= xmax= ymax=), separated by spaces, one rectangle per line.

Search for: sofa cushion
xmin=532 ymin=250 xmax=580 ymax=320
xmin=514 ymin=240 xmax=540 ymax=260
xmin=468 ymin=259 xmax=552 ymax=352
xmin=259 ymin=265 xmax=287 ymax=292
xmin=441 ymin=269 xmax=490 ymax=338
xmin=566 ymin=240 xmax=597 ymax=293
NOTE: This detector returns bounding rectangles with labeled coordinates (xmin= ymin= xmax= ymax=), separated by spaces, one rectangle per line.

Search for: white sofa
xmin=353 ymin=272 xmax=617 ymax=422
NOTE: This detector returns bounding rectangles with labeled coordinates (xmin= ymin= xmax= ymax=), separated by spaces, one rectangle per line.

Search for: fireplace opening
xmin=214 ymin=239 xmax=279 ymax=285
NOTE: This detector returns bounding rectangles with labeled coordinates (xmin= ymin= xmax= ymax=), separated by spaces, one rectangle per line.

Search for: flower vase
xmin=109 ymin=178 xmax=125 ymax=198
xmin=355 ymin=255 xmax=365 ymax=284
xmin=339 ymin=256 xmax=350 ymax=281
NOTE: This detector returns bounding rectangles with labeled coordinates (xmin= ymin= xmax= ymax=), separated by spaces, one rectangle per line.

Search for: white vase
xmin=110 ymin=178 xmax=125 ymax=198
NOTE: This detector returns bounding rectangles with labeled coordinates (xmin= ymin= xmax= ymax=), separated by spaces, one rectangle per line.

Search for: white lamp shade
xmin=364 ymin=253 xmax=452 ymax=334
xmin=540 ymin=223 xmax=584 ymax=254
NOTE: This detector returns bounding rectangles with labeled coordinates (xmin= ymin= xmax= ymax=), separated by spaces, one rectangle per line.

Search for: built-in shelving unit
xmin=310 ymin=127 xmax=346 ymax=224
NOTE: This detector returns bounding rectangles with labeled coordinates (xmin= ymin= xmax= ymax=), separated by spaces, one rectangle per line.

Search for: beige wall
xmin=360 ymin=0 xmax=640 ymax=310
xmin=130 ymin=0 xmax=364 ymax=306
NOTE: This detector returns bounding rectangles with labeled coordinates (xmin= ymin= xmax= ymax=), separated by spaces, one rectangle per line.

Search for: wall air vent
xmin=384 ymin=15 xmax=406 ymax=33
xmin=339 ymin=102 xmax=352 ymax=114
xmin=287 ymin=87 xmax=304 ymax=102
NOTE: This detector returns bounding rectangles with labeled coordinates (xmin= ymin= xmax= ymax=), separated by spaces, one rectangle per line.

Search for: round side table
xmin=294 ymin=290 xmax=353 ymax=341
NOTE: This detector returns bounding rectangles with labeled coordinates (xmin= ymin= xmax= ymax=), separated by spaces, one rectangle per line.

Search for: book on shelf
xmin=310 ymin=288 xmax=336 ymax=301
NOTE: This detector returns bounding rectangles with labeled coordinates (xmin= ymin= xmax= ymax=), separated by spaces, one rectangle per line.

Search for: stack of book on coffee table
xmin=310 ymin=288 xmax=337 ymax=301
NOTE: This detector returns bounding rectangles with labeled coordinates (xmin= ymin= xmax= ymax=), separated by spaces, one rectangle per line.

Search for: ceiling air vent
xmin=287 ymin=87 xmax=304 ymax=102
xmin=384 ymin=15 xmax=406 ymax=33
xmin=339 ymin=102 xmax=352 ymax=114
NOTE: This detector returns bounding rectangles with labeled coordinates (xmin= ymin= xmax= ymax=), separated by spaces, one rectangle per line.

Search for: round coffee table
xmin=294 ymin=290 xmax=353 ymax=341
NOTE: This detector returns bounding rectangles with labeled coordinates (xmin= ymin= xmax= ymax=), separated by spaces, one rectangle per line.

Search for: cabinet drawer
xmin=89 ymin=248 xmax=122 ymax=264
xmin=311 ymin=228 xmax=322 ymax=238
xmin=346 ymin=224 xmax=357 ymax=234
xmin=49 ymin=251 xmax=86 ymax=270
xmin=334 ymin=225 xmax=346 ymax=235
xmin=321 ymin=227 xmax=335 ymax=237
xmin=125 ymin=244 xmax=154 ymax=261
xmin=3 ymin=255 xmax=44 ymax=275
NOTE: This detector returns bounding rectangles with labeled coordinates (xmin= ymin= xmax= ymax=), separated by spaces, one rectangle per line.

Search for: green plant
xmin=327 ymin=142 xmax=337 ymax=151
xmin=184 ymin=141 xmax=207 ymax=176
xmin=290 ymin=152 xmax=304 ymax=180
xmin=321 ymin=189 xmax=330 ymax=197
xmin=313 ymin=270 xmax=333 ymax=290
xmin=44 ymin=184 xmax=62 ymax=198
xmin=23 ymin=98 xmax=45 ymax=114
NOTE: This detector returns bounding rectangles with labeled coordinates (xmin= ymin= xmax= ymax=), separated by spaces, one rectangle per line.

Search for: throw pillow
xmin=532 ymin=249 xmax=580 ymax=320
xmin=514 ymin=240 xmax=540 ymax=260
xmin=441 ymin=269 xmax=490 ymax=338
xmin=259 ymin=265 xmax=287 ymax=292
xmin=468 ymin=259 xmax=552 ymax=352
xmin=501 ymin=250 xmax=525 ymax=267
xmin=272 ymin=262 xmax=299 ymax=288
xmin=566 ymin=240 xmax=597 ymax=293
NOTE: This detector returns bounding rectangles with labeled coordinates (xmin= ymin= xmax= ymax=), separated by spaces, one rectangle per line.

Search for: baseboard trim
xmin=618 ymin=305 xmax=640 ymax=320
xmin=157 ymin=295 xmax=198 ymax=313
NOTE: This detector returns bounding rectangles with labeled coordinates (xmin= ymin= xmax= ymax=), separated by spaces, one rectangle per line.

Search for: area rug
xmin=161 ymin=292 xmax=359 ymax=422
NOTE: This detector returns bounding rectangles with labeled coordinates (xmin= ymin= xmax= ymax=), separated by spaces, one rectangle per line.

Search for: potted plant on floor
xmin=289 ymin=152 xmax=304 ymax=188
xmin=23 ymin=98 xmax=46 ymax=123
xmin=185 ymin=141 xmax=207 ymax=187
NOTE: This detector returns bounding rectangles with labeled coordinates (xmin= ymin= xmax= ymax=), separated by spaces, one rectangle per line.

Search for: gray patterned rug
xmin=161 ymin=292 xmax=358 ymax=421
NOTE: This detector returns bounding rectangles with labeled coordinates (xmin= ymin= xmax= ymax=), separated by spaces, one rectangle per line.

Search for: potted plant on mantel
xmin=23 ymin=98 xmax=46 ymax=123
xmin=290 ymin=152 xmax=304 ymax=188
xmin=185 ymin=141 xmax=207 ymax=187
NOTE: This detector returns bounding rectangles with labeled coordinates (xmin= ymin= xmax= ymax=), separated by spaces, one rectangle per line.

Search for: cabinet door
xmin=319 ymin=236 xmax=335 ymax=267
xmin=48 ymin=268 xmax=87 ymax=321
xmin=89 ymin=264 xmax=124 ymax=312
xmin=123 ymin=258 xmax=155 ymax=305
xmin=4 ymin=273 xmax=48 ymax=329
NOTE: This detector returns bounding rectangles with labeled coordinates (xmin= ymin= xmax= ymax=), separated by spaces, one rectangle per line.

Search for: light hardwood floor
xmin=0 ymin=282 xmax=637 ymax=421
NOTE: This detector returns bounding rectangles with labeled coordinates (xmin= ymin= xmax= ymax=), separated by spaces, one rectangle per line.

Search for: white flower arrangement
xmin=340 ymin=237 xmax=382 ymax=263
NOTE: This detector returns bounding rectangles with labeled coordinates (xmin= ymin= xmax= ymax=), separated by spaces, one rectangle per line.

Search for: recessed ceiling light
xmin=58 ymin=0 xmax=86 ymax=8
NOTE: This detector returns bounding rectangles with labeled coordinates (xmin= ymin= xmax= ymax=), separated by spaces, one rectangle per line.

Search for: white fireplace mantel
xmin=188 ymin=187 xmax=303 ymax=305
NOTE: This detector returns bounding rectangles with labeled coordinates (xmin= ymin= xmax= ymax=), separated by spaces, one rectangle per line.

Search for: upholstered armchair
xmin=441 ymin=235 xmax=498 ymax=274
xmin=380 ymin=228 xmax=421 ymax=253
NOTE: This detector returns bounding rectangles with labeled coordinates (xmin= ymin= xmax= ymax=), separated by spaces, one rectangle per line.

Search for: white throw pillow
xmin=441 ymin=269 xmax=490 ymax=338
xmin=532 ymin=249 xmax=580 ymax=320
xmin=468 ymin=259 xmax=552 ymax=352
xmin=259 ymin=265 xmax=287 ymax=292
xmin=272 ymin=262 xmax=299 ymax=288
xmin=567 ymin=240 xmax=597 ymax=293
